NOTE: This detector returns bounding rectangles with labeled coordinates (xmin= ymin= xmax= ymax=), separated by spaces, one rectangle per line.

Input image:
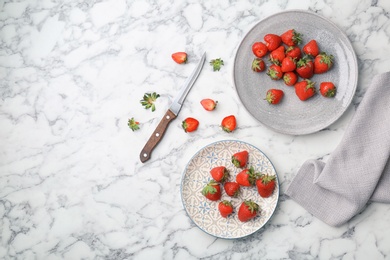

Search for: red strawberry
xmin=252 ymin=58 xmax=266 ymax=72
xmin=266 ymin=64 xmax=283 ymax=80
xmin=182 ymin=117 xmax=199 ymax=132
xmin=296 ymin=56 xmax=314 ymax=79
xmin=314 ymin=52 xmax=334 ymax=74
xmin=281 ymin=56 xmax=296 ymax=72
xmin=236 ymin=167 xmax=257 ymax=187
xmin=264 ymin=34 xmax=282 ymax=51
xmin=224 ymin=182 xmax=240 ymax=197
xmin=281 ymin=29 xmax=302 ymax=46
xmin=283 ymin=71 xmax=298 ymax=86
xmin=256 ymin=174 xmax=276 ymax=198
xmin=221 ymin=115 xmax=236 ymax=133
xmin=320 ymin=82 xmax=337 ymax=97
xmin=265 ymin=89 xmax=284 ymax=104
xmin=252 ymin=42 xmax=268 ymax=58
xmin=201 ymin=180 xmax=221 ymax=201
xmin=200 ymin=98 xmax=217 ymax=111
xmin=295 ymin=79 xmax=316 ymax=101
xmin=231 ymin=150 xmax=248 ymax=168
xmin=238 ymin=200 xmax=259 ymax=222
xmin=269 ymin=45 xmax=285 ymax=65
xmin=303 ymin=39 xmax=319 ymax=57
xmin=171 ymin=52 xmax=187 ymax=64
xmin=210 ymin=166 xmax=229 ymax=182
xmin=218 ymin=200 xmax=233 ymax=218
xmin=285 ymin=46 xmax=302 ymax=60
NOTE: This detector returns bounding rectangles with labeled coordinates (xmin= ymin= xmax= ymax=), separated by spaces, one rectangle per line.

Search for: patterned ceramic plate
xmin=181 ymin=140 xmax=279 ymax=239
xmin=233 ymin=10 xmax=358 ymax=135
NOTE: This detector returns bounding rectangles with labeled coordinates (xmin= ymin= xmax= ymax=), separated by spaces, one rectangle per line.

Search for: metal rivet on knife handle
xmin=139 ymin=109 xmax=177 ymax=163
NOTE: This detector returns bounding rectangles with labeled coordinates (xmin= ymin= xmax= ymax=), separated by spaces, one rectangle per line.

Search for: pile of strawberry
xmin=251 ymin=29 xmax=337 ymax=104
xmin=201 ymin=150 xmax=276 ymax=222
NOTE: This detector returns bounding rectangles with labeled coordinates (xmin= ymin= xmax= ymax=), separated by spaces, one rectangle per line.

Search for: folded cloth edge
xmin=286 ymin=71 xmax=390 ymax=227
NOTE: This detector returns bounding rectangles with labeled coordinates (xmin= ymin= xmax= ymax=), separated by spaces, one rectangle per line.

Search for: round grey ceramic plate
xmin=233 ymin=10 xmax=358 ymax=135
xmin=181 ymin=140 xmax=279 ymax=239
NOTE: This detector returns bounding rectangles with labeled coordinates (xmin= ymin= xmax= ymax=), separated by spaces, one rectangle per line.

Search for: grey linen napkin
xmin=286 ymin=71 xmax=390 ymax=227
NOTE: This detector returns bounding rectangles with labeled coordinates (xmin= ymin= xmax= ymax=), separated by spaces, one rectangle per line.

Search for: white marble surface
xmin=1 ymin=0 xmax=390 ymax=259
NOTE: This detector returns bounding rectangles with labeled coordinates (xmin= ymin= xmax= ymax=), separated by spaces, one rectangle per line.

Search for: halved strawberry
xmin=200 ymin=99 xmax=217 ymax=111
xmin=171 ymin=52 xmax=187 ymax=64
xmin=221 ymin=115 xmax=236 ymax=133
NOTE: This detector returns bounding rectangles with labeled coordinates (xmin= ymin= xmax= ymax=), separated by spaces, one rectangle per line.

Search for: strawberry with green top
xmin=218 ymin=200 xmax=233 ymax=218
xmin=296 ymin=56 xmax=314 ymax=79
xmin=285 ymin=46 xmax=302 ymax=60
xmin=266 ymin=64 xmax=283 ymax=80
xmin=295 ymin=79 xmax=316 ymax=101
xmin=236 ymin=167 xmax=257 ymax=186
xmin=210 ymin=58 xmax=224 ymax=71
xmin=140 ymin=92 xmax=160 ymax=112
xmin=252 ymin=58 xmax=266 ymax=72
xmin=314 ymin=52 xmax=334 ymax=74
xmin=281 ymin=29 xmax=302 ymax=46
xmin=231 ymin=150 xmax=248 ymax=168
xmin=283 ymin=71 xmax=298 ymax=86
xmin=182 ymin=117 xmax=199 ymax=132
xmin=128 ymin=117 xmax=140 ymax=131
xmin=269 ymin=45 xmax=285 ymax=65
xmin=265 ymin=89 xmax=284 ymax=105
xmin=201 ymin=180 xmax=221 ymax=201
xmin=238 ymin=200 xmax=259 ymax=222
xmin=281 ymin=56 xmax=296 ymax=72
xmin=221 ymin=115 xmax=236 ymax=133
xmin=210 ymin=166 xmax=229 ymax=183
xmin=256 ymin=174 xmax=276 ymax=198
xmin=320 ymin=82 xmax=337 ymax=97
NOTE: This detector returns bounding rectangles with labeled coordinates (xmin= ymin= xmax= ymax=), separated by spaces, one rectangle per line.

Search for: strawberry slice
xmin=171 ymin=52 xmax=187 ymax=64
xmin=200 ymin=99 xmax=218 ymax=111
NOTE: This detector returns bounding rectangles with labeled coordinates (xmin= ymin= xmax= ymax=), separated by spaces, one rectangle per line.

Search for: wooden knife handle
xmin=140 ymin=109 xmax=177 ymax=163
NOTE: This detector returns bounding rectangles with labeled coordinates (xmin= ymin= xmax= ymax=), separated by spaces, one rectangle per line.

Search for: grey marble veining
xmin=1 ymin=0 xmax=390 ymax=259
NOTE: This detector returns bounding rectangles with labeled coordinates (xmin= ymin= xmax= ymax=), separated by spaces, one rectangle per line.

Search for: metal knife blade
xmin=139 ymin=52 xmax=206 ymax=163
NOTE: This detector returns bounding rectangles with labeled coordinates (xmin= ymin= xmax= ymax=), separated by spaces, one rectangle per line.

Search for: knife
xmin=140 ymin=52 xmax=206 ymax=163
